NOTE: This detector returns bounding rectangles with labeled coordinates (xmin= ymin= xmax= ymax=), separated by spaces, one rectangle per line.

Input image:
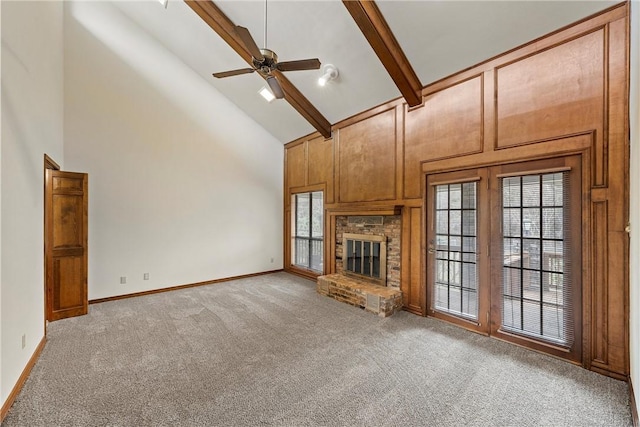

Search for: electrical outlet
xmin=21 ymin=334 xmax=26 ymax=349
xmin=120 ymin=276 xmax=127 ymax=285
xmin=143 ymin=273 xmax=149 ymax=280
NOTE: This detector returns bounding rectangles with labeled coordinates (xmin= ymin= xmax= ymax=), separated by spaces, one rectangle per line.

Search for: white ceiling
xmin=114 ymin=0 xmax=616 ymax=143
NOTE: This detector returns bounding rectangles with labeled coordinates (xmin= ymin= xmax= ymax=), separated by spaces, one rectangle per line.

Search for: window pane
xmin=450 ymin=184 xmax=462 ymax=209
xmin=436 ymin=211 xmax=448 ymax=234
xmin=522 ymin=175 xmax=540 ymax=207
xmin=542 ymin=173 xmax=563 ymax=206
xmin=437 ymin=186 xmax=449 ymax=209
xmin=449 ymin=210 xmax=462 ymax=235
xmin=311 ymin=192 xmax=323 ymax=238
xmin=293 ymin=191 xmax=323 ymax=272
xmin=503 ymin=208 xmax=521 ymax=237
xmin=503 ymin=177 xmax=521 ymax=207
xmin=296 ymin=194 xmax=310 ymax=237
xmin=542 ymin=208 xmax=563 ymax=239
xmin=462 ymin=210 xmax=476 ymax=236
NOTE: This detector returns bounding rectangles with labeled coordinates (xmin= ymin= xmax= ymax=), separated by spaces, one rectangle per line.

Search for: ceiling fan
xmin=211 ymin=1 xmax=321 ymax=100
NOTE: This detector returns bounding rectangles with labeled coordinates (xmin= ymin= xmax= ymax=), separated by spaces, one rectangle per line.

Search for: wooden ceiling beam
xmin=185 ymin=0 xmax=332 ymax=138
xmin=343 ymin=0 xmax=423 ymax=107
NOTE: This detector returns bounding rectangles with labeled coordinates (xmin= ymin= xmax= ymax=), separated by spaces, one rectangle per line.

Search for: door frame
xmin=43 ymin=154 xmax=60 ymax=329
xmin=424 ymin=151 xmax=588 ymax=364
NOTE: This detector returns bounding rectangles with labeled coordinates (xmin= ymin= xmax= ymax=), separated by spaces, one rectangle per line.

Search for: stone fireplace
xmin=335 ymin=215 xmax=401 ymax=288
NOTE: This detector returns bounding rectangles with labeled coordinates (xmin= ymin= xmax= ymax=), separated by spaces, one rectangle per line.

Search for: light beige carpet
xmin=4 ymin=272 xmax=631 ymax=426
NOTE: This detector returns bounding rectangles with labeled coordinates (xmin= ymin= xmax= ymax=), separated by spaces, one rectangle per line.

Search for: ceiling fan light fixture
xmin=318 ymin=64 xmax=338 ymax=87
xmin=258 ymin=86 xmax=276 ymax=103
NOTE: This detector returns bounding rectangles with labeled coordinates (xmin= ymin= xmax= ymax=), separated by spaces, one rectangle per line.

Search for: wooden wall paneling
xmin=400 ymin=207 xmax=411 ymax=308
xmin=604 ymin=14 xmax=630 ymax=375
xmin=607 ymin=229 xmax=628 ymax=374
xmin=284 ymin=202 xmax=292 ymax=270
xmin=338 ymin=109 xmax=397 ymax=203
xmin=400 ymin=205 xmax=425 ymax=313
xmin=286 ymin=141 xmax=307 ymax=189
xmin=395 ymin=105 xmax=405 ymax=201
xmin=422 ymin=133 xmax=593 ymax=175
xmin=307 ymin=136 xmax=334 ymax=203
xmin=404 ymin=76 xmax=484 ymax=198
xmin=591 ymin=195 xmax=609 ymax=367
xmin=409 ymin=207 xmax=423 ymax=314
xmin=495 ymin=29 xmax=605 ymax=153
xmin=483 ymin=70 xmax=495 ymax=155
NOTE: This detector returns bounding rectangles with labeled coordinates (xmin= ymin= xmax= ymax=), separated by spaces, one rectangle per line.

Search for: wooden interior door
xmin=45 ymin=170 xmax=88 ymax=321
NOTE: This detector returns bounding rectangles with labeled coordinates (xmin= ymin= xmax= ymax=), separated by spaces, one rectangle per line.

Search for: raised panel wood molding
xmin=338 ymin=109 xmax=397 ymax=203
xmin=495 ymin=29 xmax=605 ymax=151
xmin=286 ymin=142 xmax=306 ymax=189
xmin=591 ymin=200 xmax=609 ymax=365
xmin=404 ymin=76 xmax=484 ymax=198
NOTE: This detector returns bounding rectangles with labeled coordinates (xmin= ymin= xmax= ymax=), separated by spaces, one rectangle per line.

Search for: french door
xmin=426 ymin=156 xmax=582 ymax=362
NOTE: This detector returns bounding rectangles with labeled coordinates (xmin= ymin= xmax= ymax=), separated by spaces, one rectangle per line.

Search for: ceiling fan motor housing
xmin=255 ymin=49 xmax=278 ymax=75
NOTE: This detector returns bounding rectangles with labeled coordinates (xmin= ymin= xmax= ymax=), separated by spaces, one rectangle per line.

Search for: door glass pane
xmin=433 ymin=182 xmax=478 ymax=320
xmin=500 ymin=173 xmax=571 ymax=346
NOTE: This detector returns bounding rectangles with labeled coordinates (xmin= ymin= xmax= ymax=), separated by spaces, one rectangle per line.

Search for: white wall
xmin=629 ymin=0 xmax=640 ymax=407
xmin=63 ymin=1 xmax=283 ymax=301
xmin=1 ymin=1 xmax=64 ymax=406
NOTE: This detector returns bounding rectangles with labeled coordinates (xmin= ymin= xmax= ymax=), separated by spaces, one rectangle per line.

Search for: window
xmin=293 ymin=191 xmax=323 ymax=272
xmin=426 ymin=156 xmax=582 ymax=362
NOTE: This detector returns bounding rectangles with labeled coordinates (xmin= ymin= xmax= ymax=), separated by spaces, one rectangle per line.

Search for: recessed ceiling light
xmin=258 ymin=86 xmax=276 ymax=103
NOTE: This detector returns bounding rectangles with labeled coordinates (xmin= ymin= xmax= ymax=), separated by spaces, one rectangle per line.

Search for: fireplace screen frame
xmin=342 ymin=233 xmax=387 ymax=286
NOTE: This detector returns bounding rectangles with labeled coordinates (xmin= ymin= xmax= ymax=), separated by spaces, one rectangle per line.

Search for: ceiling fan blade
xmin=234 ymin=25 xmax=264 ymax=62
xmin=266 ymin=76 xmax=285 ymax=99
xmin=212 ymin=68 xmax=256 ymax=78
xmin=276 ymin=58 xmax=321 ymax=72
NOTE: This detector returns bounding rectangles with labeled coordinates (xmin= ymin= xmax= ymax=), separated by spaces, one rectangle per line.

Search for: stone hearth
xmin=317 ymin=273 xmax=402 ymax=317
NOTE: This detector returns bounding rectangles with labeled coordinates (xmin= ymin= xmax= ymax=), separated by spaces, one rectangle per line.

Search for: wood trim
xmin=43 ymin=155 xmax=60 ymax=333
xmin=184 ymin=0 xmax=331 ymax=138
xmin=631 ymin=377 xmax=639 ymax=427
xmin=44 ymin=154 xmax=60 ymax=171
xmin=1 ymin=336 xmax=46 ymax=422
xmin=342 ymin=0 xmax=422 ymax=107
xmin=89 ymin=270 xmax=283 ymax=304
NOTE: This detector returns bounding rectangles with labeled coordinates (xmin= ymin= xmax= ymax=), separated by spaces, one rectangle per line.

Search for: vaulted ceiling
xmin=114 ymin=0 xmax=615 ymax=143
